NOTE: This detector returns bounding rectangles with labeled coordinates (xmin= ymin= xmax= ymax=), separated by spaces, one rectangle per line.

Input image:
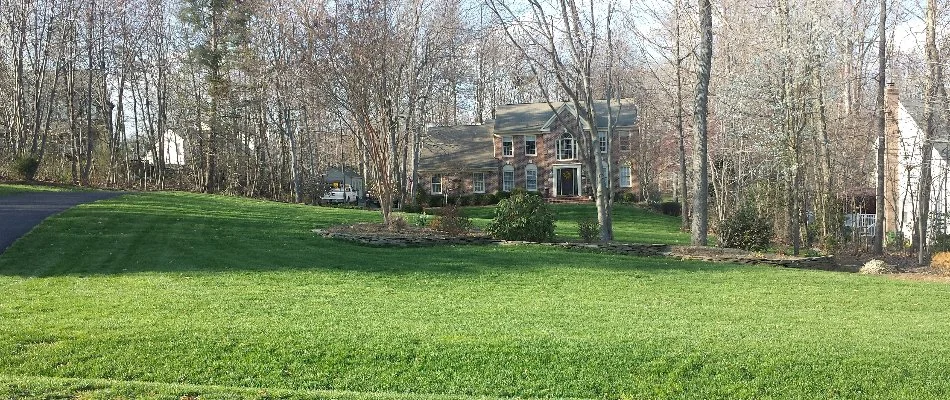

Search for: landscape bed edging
xmin=315 ymin=229 xmax=838 ymax=270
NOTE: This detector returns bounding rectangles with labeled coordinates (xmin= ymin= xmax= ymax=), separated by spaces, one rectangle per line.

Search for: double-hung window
xmin=557 ymin=133 xmax=575 ymax=160
xmin=502 ymin=165 xmax=515 ymax=192
xmin=599 ymin=131 xmax=607 ymax=153
xmin=619 ymin=166 xmax=632 ymax=188
xmin=431 ymin=174 xmax=443 ymax=194
xmin=526 ymin=164 xmax=538 ymax=191
xmin=502 ymin=136 xmax=513 ymax=157
xmin=524 ymin=135 xmax=537 ymax=156
xmin=473 ymin=172 xmax=485 ymax=193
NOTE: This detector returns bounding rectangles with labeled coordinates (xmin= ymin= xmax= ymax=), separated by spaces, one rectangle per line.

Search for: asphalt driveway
xmin=0 ymin=191 xmax=124 ymax=254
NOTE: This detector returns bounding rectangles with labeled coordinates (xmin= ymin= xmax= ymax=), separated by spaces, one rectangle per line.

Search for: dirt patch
xmin=832 ymin=253 xmax=950 ymax=282
xmin=891 ymin=268 xmax=950 ymax=283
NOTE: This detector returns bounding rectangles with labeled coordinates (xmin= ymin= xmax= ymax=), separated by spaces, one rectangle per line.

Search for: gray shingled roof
xmin=493 ymin=99 xmax=638 ymax=134
xmin=494 ymin=102 xmax=562 ymax=133
xmin=902 ymin=98 xmax=950 ymax=161
xmin=419 ymin=123 xmax=498 ymax=171
xmin=592 ymin=98 xmax=638 ymax=128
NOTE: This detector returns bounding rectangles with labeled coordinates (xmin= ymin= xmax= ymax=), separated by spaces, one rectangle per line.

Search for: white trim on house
xmin=525 ymin=135 xmax=537 ymax=156
xmin=502 ymin=135 xmax=514 ymax=157
xmin=540 ymin=103 xmax=573 ymax=132
xmin=557 ymin=132 xmax=576 ymax=161
xmin=552 ymin=164 xmax=582 ymax=197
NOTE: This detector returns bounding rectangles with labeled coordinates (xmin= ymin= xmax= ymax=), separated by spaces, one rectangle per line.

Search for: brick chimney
xmin=883 ymin=82 xmax=901 ymax=234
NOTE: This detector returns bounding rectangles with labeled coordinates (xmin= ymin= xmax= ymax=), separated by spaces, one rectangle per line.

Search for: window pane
xmin=473 ymin=172 xmax=485 ymax=193
xmin=432 ymin=174 xmax=442 ymax=193
xmin=619 ymin=166 xmax=631 ymax=188
xmin=526 ymin=167 xmax=537 ymax=191
xmin=503 ymin=167 xmax=514 ymax=191
xmin=503 ymin=136 xmax=513 ymax=157
xmin=525 ymin=135 xmax=536 ymax=155
xmin=558 ymin=134 xmax=574 ymax=160
xmin=599 ymin=132 xmax=607 ymax=153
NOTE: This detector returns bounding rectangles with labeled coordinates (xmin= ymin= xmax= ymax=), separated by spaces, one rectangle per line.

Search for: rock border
xmin=314 ymin=229 xmax=837 ymax=270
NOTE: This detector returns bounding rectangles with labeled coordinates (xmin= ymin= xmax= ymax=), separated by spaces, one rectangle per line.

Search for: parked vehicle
xmin=321 ymin=185 xmax=358 ymax=204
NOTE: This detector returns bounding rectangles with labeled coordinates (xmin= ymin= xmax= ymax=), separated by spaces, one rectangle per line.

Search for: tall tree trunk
xmin=81 ymin=0 xmax=96 ymax=187
xmin=691 ymin=0 xmax=712 ymax=246
xmin=918 ymin=0 xmax=941 ymax=265
xmin=873 ymin=0 xmax=886 ymax=255
xmin=675 ymin=0 xmax=688 ymax=232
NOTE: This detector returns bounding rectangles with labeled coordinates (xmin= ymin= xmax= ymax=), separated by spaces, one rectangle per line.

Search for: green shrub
xmin=467 ymin=194 xmax=481 ymax=206
xmin=412 ymin=212 xmax=431 ymax=227
xmin=414 ymin=186 xmax=430 ymax=207
xmin=427 ymin=194 xmax=444 ymax=208
xmin=480 ymin=193 xmax=497 ymax=206
xmin=650 ymin=201 xmax=682 ymax=217
xmin=14 ymin=156 xmax=40 ymax=181
xmin=718 ymin=206 xmax=773 ymax=251
xmin=932 ymin=234 xmax=950 ymax=253
xmin=931 ymin=213 xmax=950 ymax=253
xmin=616 ymin=192 xmax=641 ymax=204
xmin=428 ymin=205 xmax=472 ymax=235
xmin=487 ymin=192 xmax=556 ymax=242
xmin=402 ymin=203 xmax=423 ymax=213
xmin=577 ymin=216 xmax=600 ymax=243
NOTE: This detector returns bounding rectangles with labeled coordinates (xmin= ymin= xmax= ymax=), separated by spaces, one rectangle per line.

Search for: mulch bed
xmin=316 ymin=224 xmax=949 ymax=282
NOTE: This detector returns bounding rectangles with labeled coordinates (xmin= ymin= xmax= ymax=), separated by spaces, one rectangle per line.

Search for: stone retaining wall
xmin=315 ymin=229 xmax=838 ymax=270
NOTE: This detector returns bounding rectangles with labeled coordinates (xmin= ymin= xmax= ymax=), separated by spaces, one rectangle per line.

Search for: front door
xmin=558 ymin=168 xmax=577 ymax=196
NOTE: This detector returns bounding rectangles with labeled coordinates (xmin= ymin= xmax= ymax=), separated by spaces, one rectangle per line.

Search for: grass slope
xmin=0 ymin=182 xmax=81 ymax=196
xmin=465 ymin=203 xmax=689 ymax=244
xmin=1 ymin=192 xmax=950 ymax=399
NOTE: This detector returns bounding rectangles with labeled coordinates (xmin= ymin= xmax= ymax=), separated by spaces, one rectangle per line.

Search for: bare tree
xmin=918 ymin=0 xmax=943 ymax=264
xmin=873 ymin=0 xmax=886 ymax=255
xmin=488 ymin=0 xmax=621 ymax=242
xmin=691 ymin=0 xmax=712 ymax=246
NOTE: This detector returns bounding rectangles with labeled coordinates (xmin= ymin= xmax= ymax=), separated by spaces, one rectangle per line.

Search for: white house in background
xmin=884 ymin=84 xmax=950 ymax=242
xmin=144 ymin=130 xmax=186 ymax=167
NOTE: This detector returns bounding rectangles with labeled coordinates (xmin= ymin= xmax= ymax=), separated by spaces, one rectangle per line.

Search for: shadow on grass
xmin=0 ymin=192 xmax=734 ymax=278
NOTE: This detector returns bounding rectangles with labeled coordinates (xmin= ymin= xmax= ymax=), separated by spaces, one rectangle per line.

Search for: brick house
xmin=418 ymin=99 xmax=640 ymax=200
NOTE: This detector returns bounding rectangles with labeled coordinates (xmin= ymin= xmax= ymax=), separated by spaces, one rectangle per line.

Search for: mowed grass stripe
xmin=0 ymin=374 xmax=565 ymax=400
xmin=1 ymin=191 xmax=950 ymax=398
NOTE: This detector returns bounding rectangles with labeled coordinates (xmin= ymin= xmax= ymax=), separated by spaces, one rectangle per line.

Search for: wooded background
xmin=2 ymin=0 xmax=948 ymax=249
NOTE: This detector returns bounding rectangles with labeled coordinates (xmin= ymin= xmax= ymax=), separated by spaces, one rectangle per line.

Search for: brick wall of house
xmin=490 ymin=125 xmax=643 ymax=198
xmin=426 ymin=117 xmax=642 ymax=199
xmin=418 ymin=171 xmax=499 ymax=197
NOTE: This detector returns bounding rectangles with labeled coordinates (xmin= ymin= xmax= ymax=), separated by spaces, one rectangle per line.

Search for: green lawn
xmin=2 ymin=192 xmax=950 ymax=399
xmin=464 ymin=203 xmax=689 ymax=244
xmin=0 ymin=182 xmax=81 ymax=196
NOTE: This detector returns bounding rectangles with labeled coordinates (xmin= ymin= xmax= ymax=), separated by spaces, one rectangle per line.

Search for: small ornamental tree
xmin=487 ymin=192 xmax=556 ymax=242
xmin=14 ymin=156 xmax=40 ymax=181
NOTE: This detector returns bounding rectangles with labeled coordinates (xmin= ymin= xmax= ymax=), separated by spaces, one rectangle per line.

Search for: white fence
xmin=844 ymin=213 xmax=877 ymax=237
